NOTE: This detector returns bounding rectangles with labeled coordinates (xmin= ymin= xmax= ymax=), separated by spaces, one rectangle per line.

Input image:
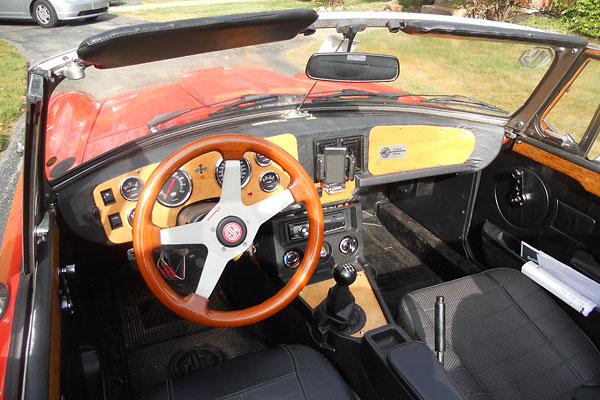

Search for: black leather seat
xmin=142 ymin=344 xmax=357 ymax=400
xmin=399 ymin=268 xmax=600 ymax=400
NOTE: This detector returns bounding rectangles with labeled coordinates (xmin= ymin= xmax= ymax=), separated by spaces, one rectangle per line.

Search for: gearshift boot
xmin=313 ymin=263 xmax=366 ymax=337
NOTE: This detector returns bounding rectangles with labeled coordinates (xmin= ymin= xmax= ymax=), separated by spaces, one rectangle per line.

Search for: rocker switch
xmin=108 ymin=213 xmax=123 ymax=230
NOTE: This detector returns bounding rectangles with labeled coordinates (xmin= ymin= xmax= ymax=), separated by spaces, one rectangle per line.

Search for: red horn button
xmin=216 ymin=216 xmax=247 ymax=247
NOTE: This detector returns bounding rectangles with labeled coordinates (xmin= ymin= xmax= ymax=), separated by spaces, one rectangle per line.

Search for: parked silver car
xmin=0 ymin=0 xmax=108 ymax=28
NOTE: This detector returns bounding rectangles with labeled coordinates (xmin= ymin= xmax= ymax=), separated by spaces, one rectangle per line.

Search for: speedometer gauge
xmin=120 ymin=176 xmax=144 ymax=201
xmin=215 ymin=157 xmax=252 ymax=188
xmin=158 ymin=169 xmax=192 ymax=207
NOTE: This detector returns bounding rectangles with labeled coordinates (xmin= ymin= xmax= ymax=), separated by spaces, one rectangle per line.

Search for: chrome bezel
xmin=127 ymin=207 xmax=136 ymax=227
xmin=215 ymin=156 xmax=252 ymax=188
xmin=119 ymin=175 xmax=144 ymax=202
xmin=254 ymin=153 xmax=273 ymax=167
xmin=259 ymin=170 xmax=280 ymax=193
xmin=157 ymin=169 xmax=193 ymax=207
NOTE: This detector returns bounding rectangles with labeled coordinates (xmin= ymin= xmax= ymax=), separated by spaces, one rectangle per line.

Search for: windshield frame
xmin=31 ymin=11 xmax=590 ymax=183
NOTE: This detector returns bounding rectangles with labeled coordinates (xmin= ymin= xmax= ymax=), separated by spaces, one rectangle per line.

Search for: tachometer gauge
xmin=259 ymin=171 xmax=280 ymax=192
xmin=215 ymin=157 xmax=252 ymax=188
xmin=120 ymin=176 xmax=144 ymax=201
xmin=158 ymin=169 xmax=192 ymax=207
xmin=254 ymin=153 xmax=272 ymax=167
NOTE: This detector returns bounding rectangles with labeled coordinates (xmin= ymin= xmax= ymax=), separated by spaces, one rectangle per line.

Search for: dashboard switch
xmin=101 ymin=188 xmax=116 ymax=205
xmin=108 ymin=213 xmax=123 ymax=230
xmin=339 ymin=236 xmax=358 ymax=255
xmin=283 ymin=249 xmax=302 ymax=269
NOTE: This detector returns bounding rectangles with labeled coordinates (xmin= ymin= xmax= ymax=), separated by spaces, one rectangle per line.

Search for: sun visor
xmin=77 ymin=9 xmax=318 ymax=69
xmin=396 ymin=20 xmax=588 ymax=48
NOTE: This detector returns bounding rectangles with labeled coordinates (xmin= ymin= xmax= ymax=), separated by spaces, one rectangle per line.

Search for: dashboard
xmin=56 ymin=113 xmax=505 ymax=246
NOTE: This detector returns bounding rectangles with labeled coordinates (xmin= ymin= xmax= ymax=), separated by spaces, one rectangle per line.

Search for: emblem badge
xmin=223 ymin=222 xmax=242 ymax=243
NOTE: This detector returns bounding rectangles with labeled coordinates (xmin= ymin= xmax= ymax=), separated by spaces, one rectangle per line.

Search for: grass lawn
xmin=115 ymin=0 xmax=315 ymax=21
xmin=286 ymin=28 xmax=550 ymax=115
xmin=114 ymin=0 xmax=388 ymax=21
xmin=0 ymin=40 xmax=27 ymax=153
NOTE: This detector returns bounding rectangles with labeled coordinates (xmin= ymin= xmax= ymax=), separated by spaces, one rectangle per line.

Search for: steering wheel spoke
xmin=160 ymin=219 xmax=211 ymax=246
xmin=220 ymin=160 xmax=242 ymax=204
xmin=195 ymin=250 xmax=230 ymax=299
xmin=248 ymin=189 xmax=295 ymax=226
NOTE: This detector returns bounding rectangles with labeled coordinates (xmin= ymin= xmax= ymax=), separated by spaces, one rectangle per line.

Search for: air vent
xmin=341 ymin=137 xmax=363 ymax=172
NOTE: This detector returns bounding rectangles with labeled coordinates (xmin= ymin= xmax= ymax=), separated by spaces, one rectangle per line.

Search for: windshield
xmin=45 ymin=22 xmax=553 ymax=180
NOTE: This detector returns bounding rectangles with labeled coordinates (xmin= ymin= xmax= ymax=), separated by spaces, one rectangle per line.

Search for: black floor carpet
xmin=362 ymin=211 xmax=443 ymax=318
xmin=112 ymin=266 xmax=266 ymax=396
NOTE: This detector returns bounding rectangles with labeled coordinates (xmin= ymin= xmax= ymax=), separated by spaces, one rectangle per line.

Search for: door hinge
xmin=34 ymin=212 xmax=50 ymax=242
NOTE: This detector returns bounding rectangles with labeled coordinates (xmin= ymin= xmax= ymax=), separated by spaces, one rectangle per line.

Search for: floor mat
xmin=112 ymin=266 xmax=266 ymax=396
xmin=362 ymin=211 xmax=443 ymax=317
xmin=127 ymin=327 xmax=265 ymax=394
xmin=114 ymin=266 xmax=228 ymax=350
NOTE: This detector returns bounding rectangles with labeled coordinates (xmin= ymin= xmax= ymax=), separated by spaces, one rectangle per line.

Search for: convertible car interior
xmin=5 ymin=8 xmax=600 ymax=400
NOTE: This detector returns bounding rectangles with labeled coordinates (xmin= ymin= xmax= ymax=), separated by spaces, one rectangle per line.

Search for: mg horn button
xmin=216 ymin=216 xmax=247 ymax=247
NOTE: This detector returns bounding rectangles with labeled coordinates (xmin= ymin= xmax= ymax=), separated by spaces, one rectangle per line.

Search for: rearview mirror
xmin=306 ymin=53 xmax=399 ymax=83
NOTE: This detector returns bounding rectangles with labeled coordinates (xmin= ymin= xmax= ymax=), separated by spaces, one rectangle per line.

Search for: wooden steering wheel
xmin=133 ymin=134 xmax=324 ymax=327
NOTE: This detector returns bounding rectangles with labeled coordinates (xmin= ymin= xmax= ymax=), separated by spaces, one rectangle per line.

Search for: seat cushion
xmin=399 ymin=268 xmax=600 ymax=400
xmin=142 ymin=344 xmax=357 ymax=400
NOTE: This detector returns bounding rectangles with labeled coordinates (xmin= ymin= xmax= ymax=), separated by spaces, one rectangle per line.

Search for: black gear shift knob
xmin=333 ymin=263 xmax=357 ymax=287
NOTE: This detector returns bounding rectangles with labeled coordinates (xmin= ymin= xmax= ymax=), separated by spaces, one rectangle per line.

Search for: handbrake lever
xmin=435 ymin=295 xmax=446 ymax=367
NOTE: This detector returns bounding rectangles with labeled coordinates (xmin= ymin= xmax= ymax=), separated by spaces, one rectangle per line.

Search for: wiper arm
xmin=147 ymin=93 xmax=305 ymax=133
xmin=420 ymin=95 xmax=509 ymax=115
xmin=147 ymin=107 xmax=200 ymax=134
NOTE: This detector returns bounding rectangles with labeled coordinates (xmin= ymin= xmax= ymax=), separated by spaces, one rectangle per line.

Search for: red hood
xmin=45 ymin=66 xmax=419 ymax=178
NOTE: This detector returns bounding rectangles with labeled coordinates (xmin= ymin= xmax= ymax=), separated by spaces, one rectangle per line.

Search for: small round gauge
xmin=254 ymin=153 xmax=272 ymax=167
xmin=215 ymin=157 xmax=252 ymax=188
xmin=120 ymin=176 xmax=144 ymax=201
xmin=127 ymin=208 xmax=136 ymax=227
xmin=259 ymin=171 xmax=280 ymax=193
xmin=158 ymin=169 xmax=193 ymax=207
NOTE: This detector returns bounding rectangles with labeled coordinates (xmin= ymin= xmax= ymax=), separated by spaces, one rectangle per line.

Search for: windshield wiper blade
xmin=209 ymin=93 xmax=305 ymax=116
xmin=419 ymin=95 xmax=509 ymax=115
xmin=310 ymin=89 xmax=410 ymax=102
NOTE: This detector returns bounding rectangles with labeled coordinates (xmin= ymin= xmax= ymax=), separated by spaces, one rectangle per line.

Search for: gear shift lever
xmin=326 ymin=263 xmax=357 ymax=318
xmin=312 ymin=263 xmax=366 ymax=345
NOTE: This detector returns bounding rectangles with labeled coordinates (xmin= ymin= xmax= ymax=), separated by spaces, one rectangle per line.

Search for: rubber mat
xmin=127 ymin=327 xmax=266 ymax=395
xmin=114 ymin=266 xmax=229 ymax=350
xmin=112 ymin=267 xmax=266 ymax=396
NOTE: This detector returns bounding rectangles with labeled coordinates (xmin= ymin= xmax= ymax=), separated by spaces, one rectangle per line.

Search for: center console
xmin=254 ymin=202 xmax=363 ymax=283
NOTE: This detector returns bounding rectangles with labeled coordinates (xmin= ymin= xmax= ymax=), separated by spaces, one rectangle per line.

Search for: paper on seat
xmin=521 ymin=244 xmax=600 ymax=316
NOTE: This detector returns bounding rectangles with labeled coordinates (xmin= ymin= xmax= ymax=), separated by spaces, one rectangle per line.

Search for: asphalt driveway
xmin=0 ymin=11 xmax=146 ymax=240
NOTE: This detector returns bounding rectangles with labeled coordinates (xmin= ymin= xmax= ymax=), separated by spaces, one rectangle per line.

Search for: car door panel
xmin=0 ymin=0 xmax=29 ymax=19
xmin=469 ymin=140 xmax=600 ymax=278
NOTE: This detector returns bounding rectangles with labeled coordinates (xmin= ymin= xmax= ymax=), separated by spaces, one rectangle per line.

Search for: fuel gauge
xmin=120 ymin=176 xmax=144 ymax=201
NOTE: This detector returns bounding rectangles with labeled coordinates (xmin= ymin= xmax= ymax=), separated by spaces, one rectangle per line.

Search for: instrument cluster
xmin=94 ymin=151 xmax=288 ymax=244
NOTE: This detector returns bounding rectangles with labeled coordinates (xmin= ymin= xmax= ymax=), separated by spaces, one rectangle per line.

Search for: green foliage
xmin=465 ymin=0 xmax=514 ymax=21
xmin=555 ymin=0 xmax=600 ymax=38
xmin=397 ymin=0 xmax=425 ymax=12
xmin=0 ymin=40 xmax=27 ymax=153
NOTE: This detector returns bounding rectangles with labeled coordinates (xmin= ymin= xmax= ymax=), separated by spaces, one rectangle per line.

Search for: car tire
xmin=33 ymin=0 xmax=58 ymax=28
